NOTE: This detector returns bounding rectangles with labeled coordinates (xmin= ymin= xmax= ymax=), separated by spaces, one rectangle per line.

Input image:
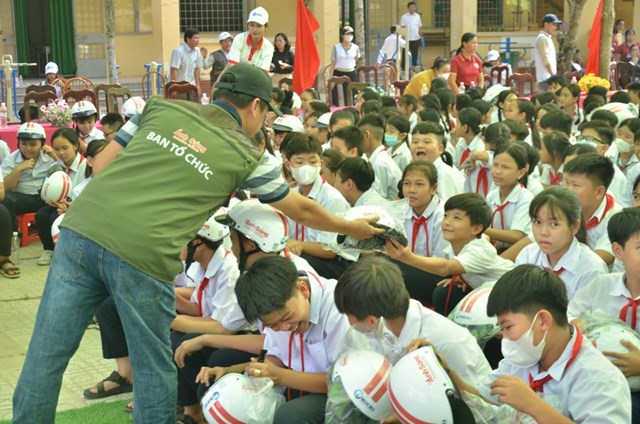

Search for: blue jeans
xmin=13 ymin=228 xmax=177 ymax=424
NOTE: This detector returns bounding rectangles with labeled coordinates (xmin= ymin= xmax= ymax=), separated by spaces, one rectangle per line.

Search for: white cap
xmin=272 ymin=114 xmax=304 ymax=132
xmin=312 ymin=112 xmax=332 ymax=128
xmin=44 ymin=62 xmax=58 ymax=75
xmin=218 ymin=31 xmax=233 ymax=42
xmin=487 ymin=50 xmax=500 ymax=62
xmin=247 ymin=7 xmax=269 ymax=25
xmin=342 ymin=26 xmax=354 ymax=34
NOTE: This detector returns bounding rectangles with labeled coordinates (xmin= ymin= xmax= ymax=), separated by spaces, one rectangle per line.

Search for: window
xmin=115 ymin=0 xmax=152 ymax=33
xmin=179 ymin=0 xmax=244 ymax=33
xmin=477 ymin=0 xmax=503 ymax=31
xmin=534 ymin=0 xmax=563 ymax=26
xmin=432 ymin=0 xmax=450 ymax=29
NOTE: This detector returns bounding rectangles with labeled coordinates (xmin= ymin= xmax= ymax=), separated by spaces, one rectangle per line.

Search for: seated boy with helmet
xmin=71 ymin=101 xmax=104 ymax=152
xmin=445 ymin=265 xmax=631 ymax=423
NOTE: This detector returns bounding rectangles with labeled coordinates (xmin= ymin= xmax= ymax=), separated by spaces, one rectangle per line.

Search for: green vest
xmin=63 ymin=97 xmax=261 ymax=283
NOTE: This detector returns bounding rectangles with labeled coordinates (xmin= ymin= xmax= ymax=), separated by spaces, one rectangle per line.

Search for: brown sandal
xmin=0 ymin=259 xmax=20 ymax=279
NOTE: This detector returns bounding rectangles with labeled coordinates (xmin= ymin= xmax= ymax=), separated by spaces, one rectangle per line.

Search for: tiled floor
xmin=0 ymin=241 xmax=129 ymax=421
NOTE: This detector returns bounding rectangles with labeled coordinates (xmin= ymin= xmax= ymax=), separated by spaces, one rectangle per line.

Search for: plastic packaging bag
xmin=326 ymin=201 xmax=408 ymax=256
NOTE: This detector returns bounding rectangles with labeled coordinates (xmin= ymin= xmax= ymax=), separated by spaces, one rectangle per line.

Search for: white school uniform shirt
xmin=623 ymin=162 xmax=640 ymax=209
xmin=454 ymin=134 xmax=484 ymax=171
xmin=81 ymin=127 xmax=105 ymax=145
xmin=441 ymin=237 xmax=515 ymax=289
xmin=288 ymin=176 xmax=350 ymax=243
xmin=409 ymin=112 xmax=418 ymax=132
xmin=404 ymin=195 xmax=445 ymax=258
xmin=527 ymin=167 xmax=544 ymax=196
xmin=220 ymin=252 xmax=319 ymax=332
xmin=1 ymin=150 xmax=55 ymax=195
xmin=516 ymin=238 xmax=608 ymax=301
xmin=369 ymin=145 xmax=402 ymax=200
xmin=433 ymin=156 xmax=464 ymax=202
xmin=569 ymin=273 xmax=640 ymax=331
xmin=188 ymin=247 xmax=240 ymax=321
xmin=540 ymin=163 xmax=563 ymax=186
xmin=354 ymin=187 xmax=388 ymax=207
xmin=478 ymin=326 xmax=631 ymax=423
xmin=0 ymin=139 xmax=9 ymax=164
xmin=54 ymin=153 xmax=87 ymax=188
xmin=389 ymin=142 xmax=412 ymax=172
xmin=263 ymin=276 xmax=349 ymax=373
xmin=486 ymin=184 xmax=533 ymax=250
xmin=228 ymin=33 xmax=274 ymax=72
xmin=586 ymin=194 xmax=621 ymax=255
xmin=610 ymin=150 xmax=640 ymax=176
xmin=608 ymin=165 xmax=629 ymax=207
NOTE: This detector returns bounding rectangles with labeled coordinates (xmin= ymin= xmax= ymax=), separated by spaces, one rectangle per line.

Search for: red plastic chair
xmin=16 ymin=213 xmax=40 ymax=247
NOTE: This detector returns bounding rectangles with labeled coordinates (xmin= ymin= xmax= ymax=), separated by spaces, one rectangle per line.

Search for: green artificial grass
xmin=1 ymin=400 xmax=132 ymax=424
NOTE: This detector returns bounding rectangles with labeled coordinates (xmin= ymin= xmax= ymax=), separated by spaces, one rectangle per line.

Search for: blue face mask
xmin=384 ymin=134 xmax=399 ymax=147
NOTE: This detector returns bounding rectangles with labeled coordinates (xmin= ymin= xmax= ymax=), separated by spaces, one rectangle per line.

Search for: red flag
xmin=584 ymin=0 xmax=604 ymax=75
xmin=293 ymin=0 xmax=321 ymax=95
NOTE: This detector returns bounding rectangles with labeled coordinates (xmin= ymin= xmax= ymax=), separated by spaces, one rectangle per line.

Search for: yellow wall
xmin=615 ymin=1 xmax=632 ymax=30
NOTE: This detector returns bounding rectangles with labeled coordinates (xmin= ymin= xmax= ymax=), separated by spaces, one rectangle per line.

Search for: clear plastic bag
xmin=461 ymin=391 xmax=564 ymax=424
xmin=326 ymin=201 xmax=408 ymax=256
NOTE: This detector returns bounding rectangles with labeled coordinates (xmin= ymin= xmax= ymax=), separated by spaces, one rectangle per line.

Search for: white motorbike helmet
xmin=585 ymin=321 xmax=640 ymax=390
xmin=41 ymin=171 xmax=72 ymax=204
xmin=388 ymin=347 xmax=475 ymax=424
xmin=17 ymin=122 xmax=46 ymax=140
xmin=331 ymin=350 xmax=393 ymax=420
xmin=272 ymin=114 xmax=304 ymax=133
xmin=197 ymin=212 xmax=230 ymax=243
xmin=71 ymin=101 xmax=98 ymax=119
xmin=121 ymin=96 xmax=146 ymax=119
xmin=201 ymin=373 xmax=255 ymax=423
xmin=448 ymin=282 xmax=500 ymax=344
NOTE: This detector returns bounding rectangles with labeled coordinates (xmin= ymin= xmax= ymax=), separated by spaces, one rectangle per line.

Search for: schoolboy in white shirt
xmin=356 ymin=113 xmax=402 ymax=200
xmin=197 ymin=256 xmax=349 ymax=424
xmin=446 ymin=265 xmax=631 ymax=423
xmin=333 ymin=157 xmax=387 ymax=207
xmin=283 ymin=133 xmax=351 ymax=279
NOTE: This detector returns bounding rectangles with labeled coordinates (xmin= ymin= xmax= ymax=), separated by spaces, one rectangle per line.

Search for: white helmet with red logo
xmin=388 ymin=347 xmax=474 ymax=424
xmin=17 ymin=122 xmax=46 ymax=140
xmin=585 ymin=322 xmax=640 ymax=390
xmin=272 ymin=114 xmax=304 ymax=133
xmin=216 ymin=199 xmax=289 ymax=253
xmin=121 ymin=96 xmax=146 ymax=118
xmin=41 ymin=171 xmax=72 ymax=203
xmin=197 ymin=211 xmax=230 ymax=242
xmin=51 ymin=213 xmax=64 ymax=245
xmin=331 ymin=350 xmax=393 ymax=420
xmin=448 ymin=282 xmax=500 ymax=344
xmin=71 ymin=101 xmax=98 ymax=119
xmin=201 ymin=373 xmax=255 ymax=423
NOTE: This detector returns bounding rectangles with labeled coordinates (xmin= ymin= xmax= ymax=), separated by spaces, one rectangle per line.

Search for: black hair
xmin=457 ymin=107 xmax=482 ymax=135
xmin=502 ymin=119 xmax=528 ymax=141
xmin=539 ymin=110 xmax=572 ymax=136
xmin=418 ymin=108 xmax=442 ymax=124
xmin=627 ymin=82 xmax=640 ymax=94
xmin=611 ymin=91 xmax=631 ymax=104
xmin=620 ymin=118 xmax=640 ymax=137
xmin=402 ymin=160 xmax=438 ymax=188
xmin=398 ymin=94 xmax=418 ymax=112
xmin=456 ymin=32 xmax=476 ymax=55
xmin=84 ymin=138 xmax=109 ymax=178
xmin=566 ymin=143 xmax=597 ymax=158
xmin=514 ymin=140 xmax=540 ymax=176
xmin=444 ymin=193 xmax=492 ymax=236
xmin=547 ymin=74 xmax=567 ymax=88
xmin=418 ymin=93 xmax=442 ymax=112
xmin=309 ymin=102 xmax=331 ymax=114
xmin=184 ymin=28 xmax=199 ymax=42
xmin=100 ymin=112 xmax=125 ymax=130
xmin=274 ymin=32 xmax=291 ymax=52
xmin=496 ymin=89 xmax=517 ymax=122
xmin=582 ymin=94 xmax=606 ymax=116
xmin=465 ymin=87 xmax=483 ymax=101
xmin=411 ymin=122 xmax=452 ymax=165
xmin=361 ymin=90 xmax=382 ymax=103
xmin=578 ymin=119 xmax=614 ymax=145
xmin=329 ymin=109 xmax=356 ymax=127
xmin=386 ymin=114 xmax=410 ymax=135
xmin=430 ymin=77 xmax=449 ymax=93
xmin=362 ymin=99 xmax=383 ymax=115
xmin=563 ymin=152 xmax=615 ymax=190
xmin=335 ymin=256 xmax=410 ymax=320
xmin=530 ymin=186 xmax=586 ymax=243
xmin=380 ymin=96 xmax=397 ymax=108
xmin=284 ymin=132 xmax=323 ymax=160
xmin=337 ymin=157 xmax=375 ymax=192
xmin=494 ymin=142 xmax=530 ymax=186
xmin=235 ymin=256 xmax=299 ymax=323
xmin=432 ymin=56 xmax=449 ymax=71
xmin=590 ymin=109 xmax=618 ymax=128
xmin=434 ymin=88 xmax=454 ymax=132
xmin=482 ymin=121 xmax=511 ymax=145
xmin=541 ymin=131 xmax=572 ymax=164
xmin=332 ymin=125 xmax=364 ymax=156
xmin=356 ymin=113 xmax=385 ymax=141
xmin=302 ymin=87 xmax=320 ymax=100
xmin=51 ymin=127 xmax=80 ymax=149
xmin=515 ymin=99 xmax=540 ymax=148
xmin=471 ymin=99 xmax=491 ymax=117
xmin=407 ymin=1 xmax=416 ymax=7
xmin=271 ymin=87 xmax=285 ymax=104
xmin=455 ymin=94 xmax=472 ymax=112
xmin=535 ymin=92 xmax=558 ymax=106
xmin=587 ymin=85 xmax=608 ymax=100
xmin=487 ymin=264 xmax=569 ymax=326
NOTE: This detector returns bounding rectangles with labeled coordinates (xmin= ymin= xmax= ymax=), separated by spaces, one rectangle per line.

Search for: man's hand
xmin=603 ymin=339 xmax=640 ymax=377
xmin=245 ymin=357 xmax=283 ymax=385
xmin=347 ymin=217 xmax=384 ymax=240
xmin=490 ymin=375 xmax=540 ymax=414
xmin=174 ymin=335 xmax=205 ymax=368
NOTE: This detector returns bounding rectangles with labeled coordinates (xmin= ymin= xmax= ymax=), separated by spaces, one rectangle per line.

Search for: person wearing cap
xmin=308 ymin=111 xmax=331 ymax=149
xmin=202 ymin=31 xmax=234 ymax=84
xmin=227 ymin=7 xmax=274 ymax=73
xmin=535 ymin=14 xmax=562 ymax=92
xmin=12 ymin=63 xmax=381 ymax=424
xmin=400 ymin=1 xmax=423 ymax=67
xmin=329 ymin=26 xmax=361 ymax=106
xmin=41 ymin=62 xmax=64 ymax=98
xmin=170 ymin=28 xmax=203 ymax=86
xmin=0 ymin=122 xmax=56 ymax=279
xmin=271 ymin=114 xmax=304 ymax=160
xmin=270 ymin=32 xmax=294 ymax=88
xmin=485 ymin=49 xmax=512 ymax=86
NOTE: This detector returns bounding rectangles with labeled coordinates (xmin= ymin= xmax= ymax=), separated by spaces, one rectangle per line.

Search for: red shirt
xmin=451 ymin=53 xmax=483 ymax=87
xmin=616 ymin=42 xmax=640 ymax=61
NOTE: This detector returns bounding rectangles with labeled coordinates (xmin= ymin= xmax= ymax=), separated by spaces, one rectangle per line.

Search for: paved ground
xmin=0 ymin=241 xmax=130 ymax=421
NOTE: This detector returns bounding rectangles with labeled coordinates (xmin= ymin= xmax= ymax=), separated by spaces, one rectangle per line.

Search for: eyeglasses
xmin=103 ymin=130 xmax=116 ymax=138
xmin=575 ymin=135 xmax=602 ymax=145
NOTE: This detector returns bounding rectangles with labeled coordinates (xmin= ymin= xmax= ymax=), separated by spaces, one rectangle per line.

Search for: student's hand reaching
xmin=384 ymin=239 xmax=411 ymax=262
xmin=174 ymin=335 xmax=205 ymax=368
xmin=286 ymin=239 xmax=303 ymax=256
xmin=490 ymin=375 xmax=540 ymax=414
xmin=246 ymin=357 xmax=282 ymax=384
xmin=195 ymin=366 xmax=227 ymax=387
xmin=603 ymin=339 xmax=640 ymax=377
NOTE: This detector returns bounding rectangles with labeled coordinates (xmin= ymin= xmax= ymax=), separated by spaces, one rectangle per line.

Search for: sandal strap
xmin=0 ymin=259 xmax=19 ymax=269
xmin=105 ymin=370 xmax=131 ymax=386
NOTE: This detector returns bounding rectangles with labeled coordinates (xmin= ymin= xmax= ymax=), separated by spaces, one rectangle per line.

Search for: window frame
xmin=115 ymin=0 xmax=153 ymax=35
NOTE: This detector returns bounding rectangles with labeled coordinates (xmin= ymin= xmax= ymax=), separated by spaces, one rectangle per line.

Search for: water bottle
xmin=470 ymin=81 xmax=476 ymax=89
xmin=10 ymin=232 xmax=20 ymax=266
xmin=201 ymin=93 xmax=209 ymax=105
xmin=19 ymin=75 xmax=23 ymax=87
xmin=570 ymin=76 xmax=578 ymax=85
xmin=421 ymin=83 xmax=428 ymax=96
xmin=458 ymin=82 xmax=466 ymax=94
xmin=0 ymin=103 xmax=7 ymax=129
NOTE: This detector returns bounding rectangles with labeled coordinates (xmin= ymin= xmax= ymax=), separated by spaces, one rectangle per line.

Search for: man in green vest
xmin=12 ymin=63 xmax=380 ymax=424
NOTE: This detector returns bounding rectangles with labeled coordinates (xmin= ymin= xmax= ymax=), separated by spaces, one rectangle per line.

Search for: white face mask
xmin=291 ymin=164 xmax=321 ymax=185
xmin=614 ymin=138 xmax=633 ymax=153
xmin=344 ymin=34 xmax=354 ymax=42
xmin=501 ymin=312 xmax=548 ymax=368
xmin=438 ymin=72 xmax=450 ymax=80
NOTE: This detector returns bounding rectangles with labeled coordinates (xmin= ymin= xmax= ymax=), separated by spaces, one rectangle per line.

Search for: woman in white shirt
xmin=329 ymin=26 xmax=361 ymax=106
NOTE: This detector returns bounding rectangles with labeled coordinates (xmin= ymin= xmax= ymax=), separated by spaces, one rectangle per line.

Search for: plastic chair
xmin=16 ymin=213 xmax=40 ymax=247
xmin=506 ymin=72 xmax=536 ymax=97
xmin=23 ymin=91 xmax=57 ymax=121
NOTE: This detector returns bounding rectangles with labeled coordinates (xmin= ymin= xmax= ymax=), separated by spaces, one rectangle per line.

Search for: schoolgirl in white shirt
xmin=610 ymin=118 xmax=640 ymax=176
xmin=503 ymin=98 xmax=540 ymax=148
xmin=516 ymin=186 xmax=608 ymax=300
xmin=484 ymin=143 xmax=533 ymax=252
xmin=558 ymin=84 xmax=584 ymax=135
xmin=385 ymin=114 xmax=412 ymax=172
xmin=540 ymin=131 xmax=572 ymax=187
xmin=409 ymin=122 xmax=463 ymax=202
xmin=456 ymin=108 xmax=490 ymax=198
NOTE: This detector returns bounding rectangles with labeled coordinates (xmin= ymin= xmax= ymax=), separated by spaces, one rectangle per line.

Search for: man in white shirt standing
xmin=377 ymin=26 xmax=406 ymax=66
xmin=400 ymin=1 xmax=423 ymax=67
xmin=170 ymin=28 xmax=203 ymax=86
xmin=534 ymin=14 xmax=562 ymax=92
